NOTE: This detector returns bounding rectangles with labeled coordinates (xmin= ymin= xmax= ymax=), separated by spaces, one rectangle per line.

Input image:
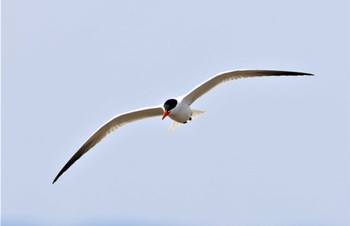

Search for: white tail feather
xmin=168 ymin=109 xmax=207 ymax=132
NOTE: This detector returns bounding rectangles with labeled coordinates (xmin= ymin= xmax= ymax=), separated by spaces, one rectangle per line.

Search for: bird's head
xmin=162 ymin=99 xmax=177 ymax=120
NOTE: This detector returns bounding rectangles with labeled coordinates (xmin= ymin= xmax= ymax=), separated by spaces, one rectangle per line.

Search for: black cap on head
xmin=163 ymin=99 xmax=177 ymax=111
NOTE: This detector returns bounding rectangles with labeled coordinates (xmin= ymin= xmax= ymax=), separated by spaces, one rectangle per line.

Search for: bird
xmin=53 ymin=69 xmax=313 ymax=183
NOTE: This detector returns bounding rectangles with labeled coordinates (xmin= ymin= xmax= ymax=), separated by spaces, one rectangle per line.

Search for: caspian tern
xmin=53 ymin=69 xmax=313 ymax=183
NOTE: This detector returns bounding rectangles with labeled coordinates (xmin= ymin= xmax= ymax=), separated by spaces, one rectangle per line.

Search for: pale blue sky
xmin=2 ymin=0 xmax=349 ymax=226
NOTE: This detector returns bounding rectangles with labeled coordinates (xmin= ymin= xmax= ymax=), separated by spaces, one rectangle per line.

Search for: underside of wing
xmin=182 ymin=69 xmax=313 ymax=105
xmin=53 ymin=106 xmax=163 ymax=183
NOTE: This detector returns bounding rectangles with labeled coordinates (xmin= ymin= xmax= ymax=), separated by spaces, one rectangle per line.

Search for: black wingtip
xmin=52 ymin=176 xmax=59 ymax=184
xmin=52 ymin=149 xmax=84 ymax=184
xmin=290 ymin=71 xmax=314 ymax=76
xmin=52 ymin=169 xmax=65 ymax=184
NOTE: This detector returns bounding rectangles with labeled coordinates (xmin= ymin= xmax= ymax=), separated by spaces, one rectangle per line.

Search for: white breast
xmin=168 ymin=101 xmax=192 ymax=123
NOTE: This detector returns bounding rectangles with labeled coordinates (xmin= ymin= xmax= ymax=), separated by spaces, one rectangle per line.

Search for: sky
xmin=2 ymin=0 xmax=349 ymax=226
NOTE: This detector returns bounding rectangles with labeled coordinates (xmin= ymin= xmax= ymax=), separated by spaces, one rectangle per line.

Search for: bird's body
xmin=53 ymin=69 xmax=313 ymax=183
xmin=165 ymin=99 xmax=193 ymax=123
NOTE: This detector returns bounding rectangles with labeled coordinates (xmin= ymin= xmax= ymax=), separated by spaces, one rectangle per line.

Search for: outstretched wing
xmin=182 ymin=69 xmax=313 ymax=105
xmin=53 ymin=106 xmax=163 ymax=183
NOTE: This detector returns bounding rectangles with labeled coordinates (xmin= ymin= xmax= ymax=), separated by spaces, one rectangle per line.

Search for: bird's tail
xmin=168 ymin=109 xmax=207 ymax=132
xmin=192 ymin=109 xmax=207 ymax=118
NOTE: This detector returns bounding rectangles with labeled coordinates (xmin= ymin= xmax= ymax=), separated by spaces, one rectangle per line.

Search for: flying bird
xmin=53 ymin=69 xmax=313 ymax=183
